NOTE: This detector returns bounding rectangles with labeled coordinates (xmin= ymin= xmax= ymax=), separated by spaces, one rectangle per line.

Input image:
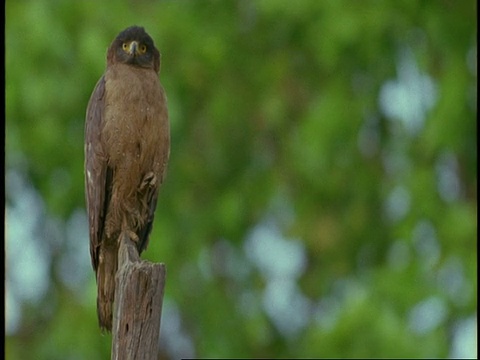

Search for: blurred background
xmin=5 ymin=0 xmax=477 ymax=359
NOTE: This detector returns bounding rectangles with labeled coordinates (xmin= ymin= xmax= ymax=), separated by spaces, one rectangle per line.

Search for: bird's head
xmin=107 ymin=26 xmax=160 ymax=73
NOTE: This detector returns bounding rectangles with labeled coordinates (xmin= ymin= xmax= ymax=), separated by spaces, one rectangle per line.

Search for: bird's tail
xmin=96 ymin=243 xmax=118 ymax=332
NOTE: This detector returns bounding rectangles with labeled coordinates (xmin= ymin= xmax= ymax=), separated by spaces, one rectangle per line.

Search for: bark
xmin=111 ymin=232 xmax=166 ymax=360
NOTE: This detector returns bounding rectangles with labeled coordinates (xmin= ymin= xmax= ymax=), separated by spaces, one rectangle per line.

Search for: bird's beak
xmin=129 ymin=41 xmax=139 ymax=56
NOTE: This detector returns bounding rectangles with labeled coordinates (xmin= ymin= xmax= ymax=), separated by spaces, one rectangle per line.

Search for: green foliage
xmin=6 ymin=0 xmax=476 ymax=358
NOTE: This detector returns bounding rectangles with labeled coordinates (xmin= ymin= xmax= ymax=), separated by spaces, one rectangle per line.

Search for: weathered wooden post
xmin=111 ymin=232 xmax=166 ymax=360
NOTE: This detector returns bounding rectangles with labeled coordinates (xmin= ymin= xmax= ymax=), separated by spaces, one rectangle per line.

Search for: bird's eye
xmin=122 ymin=43 xmax=128 ymax=51
xmin=139 ymin=44 xmax=147 ymax=54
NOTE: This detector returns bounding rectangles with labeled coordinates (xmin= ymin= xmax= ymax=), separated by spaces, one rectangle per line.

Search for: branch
xmin=111 ymin=232 xmax=166 ymax=360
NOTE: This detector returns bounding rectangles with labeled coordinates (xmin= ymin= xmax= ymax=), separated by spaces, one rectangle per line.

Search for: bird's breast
xmin=102 ymin=63 xmax=169 ymax=168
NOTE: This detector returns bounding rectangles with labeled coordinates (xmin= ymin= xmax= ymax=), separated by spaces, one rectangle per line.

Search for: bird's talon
xmin=127 ymin=230 xmax=139 ymax=243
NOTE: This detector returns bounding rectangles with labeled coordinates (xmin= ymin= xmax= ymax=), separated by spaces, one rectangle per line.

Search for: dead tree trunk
xmin=111 ymin=232 xmax=166 ymax=360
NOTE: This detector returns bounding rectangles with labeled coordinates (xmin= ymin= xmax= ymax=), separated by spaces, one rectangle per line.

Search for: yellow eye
xmin=139 ymin=44 xmax=147 ymax=53
xmin=122 ymin=43 xmax=128 ymax=51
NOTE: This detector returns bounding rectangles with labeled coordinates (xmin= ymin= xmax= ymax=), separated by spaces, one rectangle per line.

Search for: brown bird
xmin=84 ymin=26 xmax=170 ymax=332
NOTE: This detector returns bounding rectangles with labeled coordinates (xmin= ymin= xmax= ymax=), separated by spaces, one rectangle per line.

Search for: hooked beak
xmin=128 ymin=41 xmax=139 ymax=56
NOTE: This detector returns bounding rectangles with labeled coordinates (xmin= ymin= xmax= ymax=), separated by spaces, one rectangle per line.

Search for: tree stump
xmin=111 ymin=232 xmax=166 ymax=360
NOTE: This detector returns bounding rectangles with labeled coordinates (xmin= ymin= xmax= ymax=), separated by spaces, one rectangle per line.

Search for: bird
xmin=84 ymin=26 xmax=170 ymax=332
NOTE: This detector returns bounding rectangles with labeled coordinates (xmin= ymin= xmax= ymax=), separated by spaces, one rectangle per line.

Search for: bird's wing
xmin=85 ymin=76 xmax=110 ymax=272
xmin=137 ymin=183 xmax=160 ymax=253
xmin=137 ymin=115 xmax=170 ymax=254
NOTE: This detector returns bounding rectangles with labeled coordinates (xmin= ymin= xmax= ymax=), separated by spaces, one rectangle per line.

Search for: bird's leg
xmin=139 ymin=171 xmax=157 ymax=191
xmin=121 ymin=216 xmax=139 ymax=244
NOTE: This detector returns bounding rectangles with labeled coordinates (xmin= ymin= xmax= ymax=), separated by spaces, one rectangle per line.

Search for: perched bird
xmin=84 ymin=26 xmax=170 ymax=332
